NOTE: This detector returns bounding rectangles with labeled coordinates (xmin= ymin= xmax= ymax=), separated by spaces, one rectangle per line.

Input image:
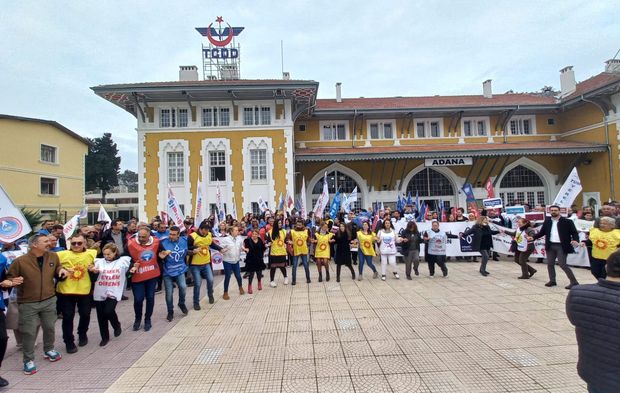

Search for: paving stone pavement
xmin=6 ymin=260 xmax=594 ymax=392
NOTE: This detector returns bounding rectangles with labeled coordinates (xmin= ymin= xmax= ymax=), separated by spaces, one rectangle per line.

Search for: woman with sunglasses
xmin=56 ymin=235 xmax=97 ymax=353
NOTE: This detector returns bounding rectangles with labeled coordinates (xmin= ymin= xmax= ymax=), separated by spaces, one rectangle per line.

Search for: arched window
xmin=405 ymin=168 xmax=454 ymax=197
xmin=499 ymin=165 xmax=546 ymax=206
xmin=311 ymin=170 xmax=362 ymax=212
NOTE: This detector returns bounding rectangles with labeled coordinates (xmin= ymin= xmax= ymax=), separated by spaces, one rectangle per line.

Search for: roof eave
xmin=312 ymin=104 xmax=558 ymax=116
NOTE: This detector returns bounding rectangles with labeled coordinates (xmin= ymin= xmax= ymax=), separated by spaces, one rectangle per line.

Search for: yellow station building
xmin=0 ymin=115 xmax=89 ymax=220
xmin=92 ymin=60 xmax=620 ymax=221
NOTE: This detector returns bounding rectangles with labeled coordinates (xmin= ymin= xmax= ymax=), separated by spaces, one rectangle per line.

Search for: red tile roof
xmin=562 ymin=72 xmax=620 ymax=101
xmin=93 ymin=79 xmax=317 ymax=89
xmin=315 ymin=93 xmax=556 ymax=110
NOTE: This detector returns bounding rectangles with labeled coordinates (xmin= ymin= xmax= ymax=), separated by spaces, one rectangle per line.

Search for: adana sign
xmin=425 ymin=157 xmax=472 ymax=167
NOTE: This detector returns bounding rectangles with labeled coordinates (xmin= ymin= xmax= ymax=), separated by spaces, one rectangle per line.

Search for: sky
xmin=2 ymin=1 xmax=619 ymax=172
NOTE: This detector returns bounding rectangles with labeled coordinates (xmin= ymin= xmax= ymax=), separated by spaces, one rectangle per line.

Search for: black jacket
xmin=533 ymin=217 xmax=579 ymax=254
xmin=566 ymin=279 xmax=620 ymax=392
xmin=100 ymin=228 xmax=129 ymax=256
xmin=399 ymin=229 xmax=422 ymax=253
xmin=461 ymin=224 xmax=500 ymax=252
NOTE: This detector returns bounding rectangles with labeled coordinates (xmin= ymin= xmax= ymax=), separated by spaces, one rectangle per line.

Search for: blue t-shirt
xmin=0 ymin=254 xmax=7 ymax=310
xmin=160 ymin=237 xmax=189 ymax=277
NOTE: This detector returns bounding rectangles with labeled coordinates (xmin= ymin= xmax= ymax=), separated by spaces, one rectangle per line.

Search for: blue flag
xmin=415 ymin=191 xmax=420 ymax=213
xmin=462 ymin=183 xmax=476 ymax=202
xmin=406 ymin=192 xmax=413 ymax=206
xmin=329 ymin=190 xmax=342 ymax=219
xmin=417 ymin=202 xmax=426 ymax=222
xmin=396 ymin=195 xmax=403 ymax=212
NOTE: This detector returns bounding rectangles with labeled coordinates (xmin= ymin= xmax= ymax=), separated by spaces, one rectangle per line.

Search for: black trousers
xmin=57 ymin=293 xmax=91 ymax=344
xmin=95 ymin=299 xmax=120 ymax=341
xmin=0 ymin=311 xmax=8 ymax=368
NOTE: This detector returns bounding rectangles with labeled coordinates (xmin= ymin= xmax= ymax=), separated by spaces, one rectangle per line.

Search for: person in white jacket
xmin=218 ymin=225 xmax=245 ymax=300
xmin=377 ymin=219 xmax=401 ymax=280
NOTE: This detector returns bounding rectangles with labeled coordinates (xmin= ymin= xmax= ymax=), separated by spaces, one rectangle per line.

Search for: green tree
xmin=21 ymin=208 xmax=43 ymax=237
xmin=118 ymin=169 xmax=139 ymax=192
xmin=85 ymin=133 xmax=121 ymax=201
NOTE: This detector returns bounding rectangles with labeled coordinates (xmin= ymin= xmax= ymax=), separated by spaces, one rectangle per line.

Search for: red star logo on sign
xmin=216 ymin=16 xmax=224 ymax=22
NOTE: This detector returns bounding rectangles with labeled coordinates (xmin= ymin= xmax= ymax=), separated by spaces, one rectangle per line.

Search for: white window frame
xmin=414 ymin=118 xmax=443 ymax=138
xmin=167 ymin=151 xmax=185 ymax=184
xmin=319 ymin=121 xmax=349 ymax=141
xmin=507 ymin=115 xmax=536 ymax=135
xmin=249 ymin=148 xmax=268 ymax=182
xmin=201 ymin=106 xmax=232 ymax=127
xmin=367 ymin=120 xmax=396 ymax=140
xmin=208 ymin=150 xmax=227 ymax=182
xmin=40 ymin=176 xmax=58 ymax=196
xmin=159 ymin=107 xmax=191 ymax=128
xmin=178 ymin=108 xmax=189 ymax=128
xmin=242 ymin=105 xmax=273 ymax=126
xmin=461 ymin=117 xmax=490 ymax=137
xmin=40 ymin=144 xmax=58 ymax=164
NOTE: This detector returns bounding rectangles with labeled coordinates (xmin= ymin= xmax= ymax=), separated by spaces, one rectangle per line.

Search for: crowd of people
xmin=0 ymin=199 xmax=619 ymax=389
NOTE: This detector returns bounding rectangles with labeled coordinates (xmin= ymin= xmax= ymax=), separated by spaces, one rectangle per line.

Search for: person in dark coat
xmin=399 ymin=221 xmax=422 ymax=279
xmin=243 ymin=229 xmax=267 ymax=294
xmin=334 ymin=223 xmax=355 ymax=282
xmin=533 ymin=204 xmax=580 ymax=289
xmin=566 ymin=249 xmax=620 ymax=393
xmin=460 ymin=216 xmax=500 ymax=276
xmin=503 ymin=217 xmax=538 ymax=279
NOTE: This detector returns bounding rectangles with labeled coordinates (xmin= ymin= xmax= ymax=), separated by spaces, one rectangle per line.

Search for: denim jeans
xmin=131 ymin=277 xmax=157 ymax=322
xmin=292 ymin=254 xmax=310 ymax=283
xmin=190 ymin=264 xmax=214 ymax=306
xmin=358 ymin=253 xmax=377 ymax=275
xmin=223 ymin=262 xmax=242 ymax=292
xmin=163 ymin=274 xmax=187 ymax=312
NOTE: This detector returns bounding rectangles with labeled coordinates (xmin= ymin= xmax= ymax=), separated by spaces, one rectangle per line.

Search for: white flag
xmin=231 ymin=195 xmax=238 ymax=220
xmin=166 ymin=187 xmax=185 ymax=231
xmin=300 ymin=177 xmax=307 ymax=219
xmin=63 ymin=214 xmax=80 ymax=239
xmin=97 ymin=204 xmax=112 ymax=231
xmin=343 ymin=186 xmax=358 ymax=213
xmin=313 ymin=172 xmax=329 ymax=218
xmin=78 ymin=206 xmax=88 ymax=219
xmin=0 ymin=184 xmax=32 ymax=243
xmin=553 ymin=167 xmax=582 ymax=207
xmin=216 ymin=182 xmax=225 ymax=221
xmin=258 ymin=196 xmax=268 ymax=212
xmin=194 ymin=179 xmax=205 ymax=227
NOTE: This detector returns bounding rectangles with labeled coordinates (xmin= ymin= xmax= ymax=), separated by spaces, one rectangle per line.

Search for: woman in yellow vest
xmin=586 ymin=217 xmax=620 ymax=279
xmin=313 ymin=221 xmax=335 ymax=282
xmin=56 ymin=234 xmax=97 ymax=353
xmin=266 ymin=219 xmax=288 ymax=288
xmin=287 ymin=218 xmax=311 ymax=285
xmin=356 ymin=221 xmax=379 ymax=281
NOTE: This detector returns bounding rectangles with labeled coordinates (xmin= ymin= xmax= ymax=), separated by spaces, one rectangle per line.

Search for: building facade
xmin=0 ymin=115 xmax=89 ymax=221
xmin=93 ymin=60 xmax=620 ymax=221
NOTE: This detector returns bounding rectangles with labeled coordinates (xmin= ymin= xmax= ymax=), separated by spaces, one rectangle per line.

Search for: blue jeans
xmin=292 ymin=254 xmax=310 ymax=283
xmin=132 ymin=277 xmax=157 ymax=322
xmin=190 ymin=264 xmax=214 ymax=306
xmin=163 ymin=274 xmax=187 ymax=313
xmin=358 ymin=253 xmax=377 ymax=275
xmin=223 ymin=262 xmax=242 ymax=292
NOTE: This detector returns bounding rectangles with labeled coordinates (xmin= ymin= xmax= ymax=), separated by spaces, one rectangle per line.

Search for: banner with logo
xmin=97 ymin=204 xmax=112 ymax=231
xmin=313 ymin=172 xmax=329 ymax=217
xmin=553 ymin=167 xmax=582 ymax=207
xmin=63 ymin=214 xmax=81 ymax=239
xmin=194 ymin=179 xmax=205 ymax=226
xmin=300 ymin=177 xmax=307 ymax=219
xmin=391 ymin=220 xmax=589 ymax=267
xmin=0 ymin=185 xmax=32 ymax=243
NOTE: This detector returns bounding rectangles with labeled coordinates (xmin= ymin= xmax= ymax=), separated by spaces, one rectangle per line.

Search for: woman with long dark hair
xmin=334 ymin=223 xmax=356 ymax=282
xmin=399 ymin=221 xmax=422 ymax=279
xmin=460 ymin=216 xmax=500 ymax=276
xmin=266 ymin=219 xmax=288 ymax=287
xmin=503 ymin=217 xmax=538 ymax=279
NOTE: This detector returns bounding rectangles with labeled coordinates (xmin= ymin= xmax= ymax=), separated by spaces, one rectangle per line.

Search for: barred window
xmin=406 ymin=168 xmax=454 ymax=197
xmin=500 ymin=166 xmax=543 ymax=188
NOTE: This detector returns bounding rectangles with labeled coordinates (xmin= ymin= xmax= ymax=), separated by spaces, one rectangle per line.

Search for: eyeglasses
xmin=71 ymin=242 xmax=84 ymax=246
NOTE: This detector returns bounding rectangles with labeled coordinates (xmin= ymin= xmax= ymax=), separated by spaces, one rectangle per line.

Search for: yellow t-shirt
xmin=190 ymin=232 xmax=213 ymax=265
xmin=589 ymin=228 xmax=620 ymax=260
xmin=357 ymin=231 xmax=376 ymax=256
xmin=56 ymin=249 xmax=97 ymax=295
xmin=290 ymin=229 xmax=309 ymax=256
xmin=269 ymin=229 xmax=287 ymax=256
xmin=315 ymin=232 xmax=333 ymax=259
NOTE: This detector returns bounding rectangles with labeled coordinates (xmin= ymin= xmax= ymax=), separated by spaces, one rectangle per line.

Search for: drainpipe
xmin=581 ymin=95 xmax=615 ymax=200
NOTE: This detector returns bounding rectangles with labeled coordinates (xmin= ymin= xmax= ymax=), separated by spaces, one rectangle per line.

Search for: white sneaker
xmin=394 ymin=273 xmax=400 ymax=279
xmin=270 ymin=281 xmax=277 ymax=288
xmin=284 ymin=277 xmax=289 ymax=285
xmin=381 ymin=275 xmax=386 ymax=281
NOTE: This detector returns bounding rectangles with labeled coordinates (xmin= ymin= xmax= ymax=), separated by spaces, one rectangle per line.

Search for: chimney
xmin=605 ymin=59 xmax=620 ymax=73
xmin=282 ymin=71 xmax=291 ymax=80
xmin=482 ymin=79 xmax=492 ymax=98
xmin=559 ymin=66 xmax=576 ymax=97
xmin=336 ymin=82 xmax=342 ymax=103
xmin=179 ymin=65 xmax=199 ymax=81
